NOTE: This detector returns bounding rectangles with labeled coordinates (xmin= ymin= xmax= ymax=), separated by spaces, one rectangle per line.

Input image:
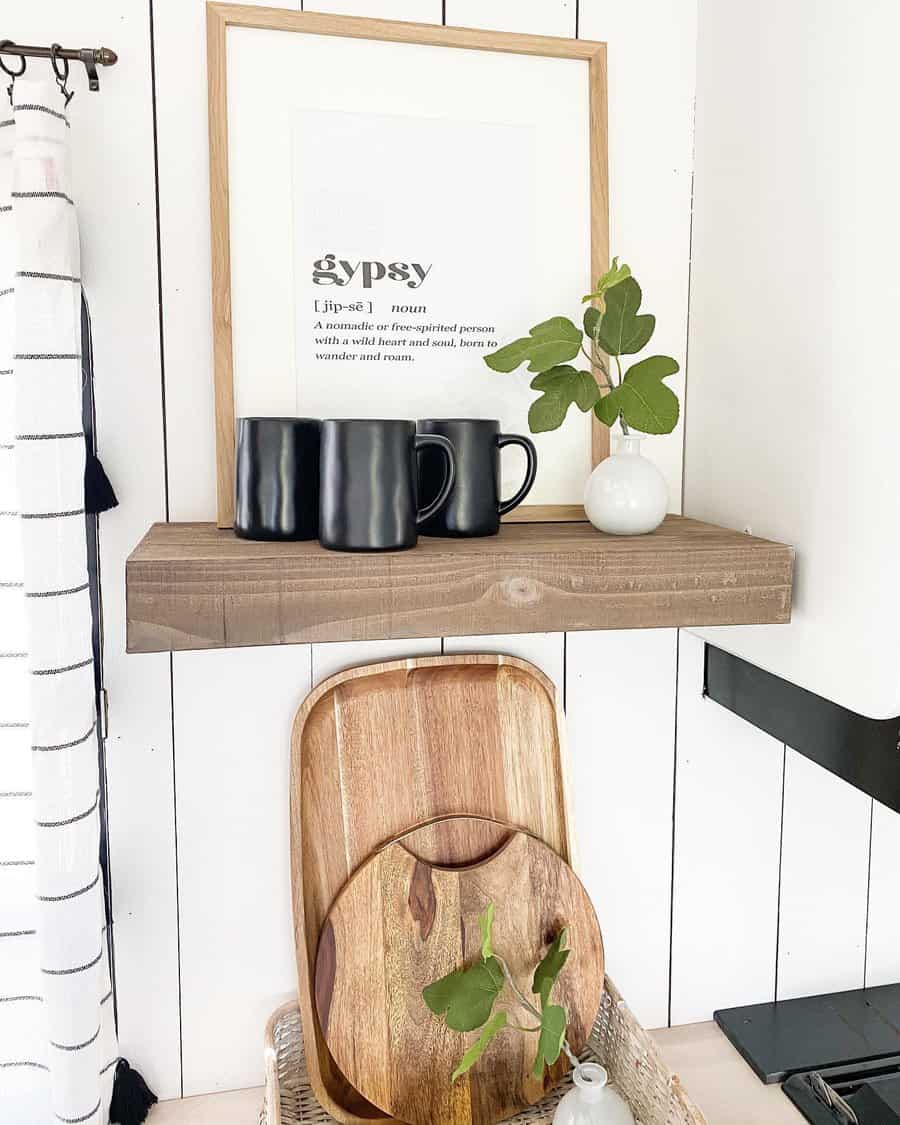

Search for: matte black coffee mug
xmin=319 ymin=419 xmax=456 ymax=551
xmin=234 ymin=417 xmax=320 ymax=541
xmin=417 ymin=419 xmax=537 ymax=537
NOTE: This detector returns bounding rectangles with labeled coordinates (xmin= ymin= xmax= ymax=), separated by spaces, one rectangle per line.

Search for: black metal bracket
xmin=79 ymin=48 xmax=100 ymax=92
xmin=703 ymin=645 xmax=900 ymax=813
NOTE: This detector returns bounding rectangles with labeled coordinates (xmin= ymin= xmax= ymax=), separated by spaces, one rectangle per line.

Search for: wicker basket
xmin=260 ymin=976 xmax=706 ymax=1125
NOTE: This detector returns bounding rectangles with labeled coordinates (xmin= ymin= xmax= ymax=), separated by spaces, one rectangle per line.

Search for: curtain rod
xmin=0 ymin=41 xmax=117 ymax=92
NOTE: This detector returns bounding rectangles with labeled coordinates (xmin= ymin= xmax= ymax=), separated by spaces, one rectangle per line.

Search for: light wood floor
xmin=152 ymin=1084 xmax=263 ymax=1124
xmin=653 ymin=1022 xmax=803 ymax=1124
xmin=153 ymin=1022 xmax=804 ymax=1124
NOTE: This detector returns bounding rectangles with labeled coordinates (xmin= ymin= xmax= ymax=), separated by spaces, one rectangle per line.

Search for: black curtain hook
xmin=0 ymin=40 xmax=25 ymax=105
xmin=50 ymin=43 xmax=74 ymax=106
xmin=0 ymin=40 xmax=27 ymax=79
xmin=0 ymin=41 xmax=27 ymax=78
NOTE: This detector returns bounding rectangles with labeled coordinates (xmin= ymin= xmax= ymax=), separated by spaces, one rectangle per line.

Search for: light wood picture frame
xmin=207 ymin=3 xmax=609 ymax=528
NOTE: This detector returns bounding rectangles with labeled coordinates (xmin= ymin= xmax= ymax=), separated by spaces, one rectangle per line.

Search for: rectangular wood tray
xmin=287 ymin=655 xmax=707 ymax=1125
xmin=291 ymin=655 xmax=573 ymax=1122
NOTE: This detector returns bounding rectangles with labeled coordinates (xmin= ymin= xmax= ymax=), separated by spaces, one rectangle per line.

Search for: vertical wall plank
xmin=312 ymin=637 xmax=441 ymax=687
xmin=80 ymin=7 xmax=184 ymax=1079
xmin=578 ymin=0 xmax=696 ymax=507
xmin=173 ymin=646 xmax=311 ymax=1095
xmin=670 ymin=633 xmax=784 ymax=1024
xmin=154 ymin=0 xmax=290 ymax=522
xmin=777 ymin=752 xmax=871 ymax=1001
xmin=447 ymin=0 xmax=575 ymax=35
xmin=103 ymin=664 xmax=179 ymax=1099
xmin=865 ymin=801 xmax=900 ymax=987
xmin=443 ymin=634 xmax=564 ymax=691
xmin=566 ymin=630 xmax=676 ymax=1030
xmin=305 ymin=0 xmax=441 ymax=18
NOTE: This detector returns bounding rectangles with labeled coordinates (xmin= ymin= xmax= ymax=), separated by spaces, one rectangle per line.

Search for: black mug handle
xmin=496 ymin=433 xmax=538 ymax=516
xmin=415 ymin=434 xmax=457 ymax=526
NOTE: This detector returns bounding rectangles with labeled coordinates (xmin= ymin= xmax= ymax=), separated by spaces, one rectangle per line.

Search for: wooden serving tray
xmin=290 ymin=655 xmax=573 ymax=1125
xmin=316 ymin=830 xmax=604 ymax=1125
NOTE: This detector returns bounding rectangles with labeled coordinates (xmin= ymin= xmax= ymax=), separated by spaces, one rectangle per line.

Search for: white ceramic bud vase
xmin=583 ymin=431 xmax=668 ymax=535
xmin=553 ymin=1063 xmax=635 ymax=1125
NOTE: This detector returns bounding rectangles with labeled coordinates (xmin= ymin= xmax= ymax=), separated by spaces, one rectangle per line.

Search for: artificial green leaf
xmin=593 ymin=389 xmax=622 ymax=427
xmin=532 ymin=1004 xmax=567 ymax=1079
xmin=451 ymin=1011 xmax=508 ymax=1082
xmin=619 ymin=312 xmax=655 ymax=355
xmin=532 ymin=929 xmax=571 ymax=1009
xmin=528 ymin=397 xmax=567 ymax=434
xmin=583 ymin=306 xmax=601 ymax=341
xmin=484 ymin=317 xmax=582 ymax=374
xmin=530 ymin=366 xmax=600 ymax=412
xmin=617 ymin=355 xmax=680 ymax=435
xmin=479 ymin=903 xmax=495 ymax=961
xmin=422 ymin=956 xmax=504 ymax=1033
xmin=423 ymin=969 xmax=465 ymax=1016
xmin=582 ymin=256 xmax=632 ymax=303
xmin=595 ymin=278 xmax=655 ymax=356
xmin=528 ymin=366 xmax=600 ymax=433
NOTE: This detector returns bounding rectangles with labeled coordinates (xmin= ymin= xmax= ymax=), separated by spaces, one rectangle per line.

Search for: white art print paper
xmin=291 ymin=109 xmax=547 ymax=497
xmin=227 ymin=29 xmax=593 ymax=506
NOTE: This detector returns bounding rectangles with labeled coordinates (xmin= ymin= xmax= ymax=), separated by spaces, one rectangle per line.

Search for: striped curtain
xmin=0 ymin=80 xmax=117 ymax=1125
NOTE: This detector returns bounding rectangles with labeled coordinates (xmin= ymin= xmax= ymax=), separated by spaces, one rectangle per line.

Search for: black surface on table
xmin=715 ymin=983 xmax=900 ymax=1084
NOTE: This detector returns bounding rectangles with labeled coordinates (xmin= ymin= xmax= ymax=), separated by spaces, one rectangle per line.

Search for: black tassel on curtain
xmin=81 ymin=293 xmax=118 ymax=513
xmin=110 ymin=1059 xmax=158 ymax=1124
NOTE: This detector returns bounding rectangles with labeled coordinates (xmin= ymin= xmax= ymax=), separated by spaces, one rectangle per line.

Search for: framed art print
xmin=207 ymin=4 xmax=609 ymax=527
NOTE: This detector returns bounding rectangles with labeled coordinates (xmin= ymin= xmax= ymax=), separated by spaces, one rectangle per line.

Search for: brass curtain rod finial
xmin=0 ymin=41 xmax=118 ymax=93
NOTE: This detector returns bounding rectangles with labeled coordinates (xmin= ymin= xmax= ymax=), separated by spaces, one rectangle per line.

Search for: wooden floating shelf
xmin=125 ymin=517 xmax=794 ymax=654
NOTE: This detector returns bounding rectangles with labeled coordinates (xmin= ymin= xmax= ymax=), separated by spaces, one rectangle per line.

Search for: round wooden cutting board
xmin=315 ymin=830 xmax=604 ymax=1125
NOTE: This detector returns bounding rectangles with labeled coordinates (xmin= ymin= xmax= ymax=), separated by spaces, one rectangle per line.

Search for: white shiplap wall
xmin=6 ymin=0 xmax=899 ymax=1103
xmin=670 ymin=633 xmax=784 ymax=1024
xmin=567 ymin=629 xmax=677 ymax=1029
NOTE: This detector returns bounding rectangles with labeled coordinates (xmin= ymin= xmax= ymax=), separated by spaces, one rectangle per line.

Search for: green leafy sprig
xmin=422 ymin=903 xmax=576 ymax=1083
xmin=484 ymin=257 xmax=680 ymax=438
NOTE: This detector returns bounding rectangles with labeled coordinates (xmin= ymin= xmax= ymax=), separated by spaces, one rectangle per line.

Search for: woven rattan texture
xmin=259 ymin=978 xmax=706 ymax=1125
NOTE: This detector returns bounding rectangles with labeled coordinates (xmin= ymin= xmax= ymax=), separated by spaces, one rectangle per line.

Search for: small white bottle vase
xmin=553 ymin=1063 xmax=635 ymax=1125
xmin=583 ymin=431 xmax=668 ymax=535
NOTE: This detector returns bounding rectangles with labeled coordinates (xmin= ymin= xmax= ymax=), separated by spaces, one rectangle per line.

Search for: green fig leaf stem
xmin=423 ymin=904 xmax=579 ymax=1085
xmin=483 ymin=259 xmax=679 ymax=438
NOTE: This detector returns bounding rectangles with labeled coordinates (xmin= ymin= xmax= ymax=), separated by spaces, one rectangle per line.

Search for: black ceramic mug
xmin=234 ymin=417 xmax=320 ymax=540
xmin=319 ymin=419 xmax=456 ymax=551
xmin=417 ymin=419 xmax=537 ymax=537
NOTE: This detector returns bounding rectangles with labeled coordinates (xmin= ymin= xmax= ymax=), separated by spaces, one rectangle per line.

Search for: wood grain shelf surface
xmin=125 ymin=517 xmax=794 ymax=654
